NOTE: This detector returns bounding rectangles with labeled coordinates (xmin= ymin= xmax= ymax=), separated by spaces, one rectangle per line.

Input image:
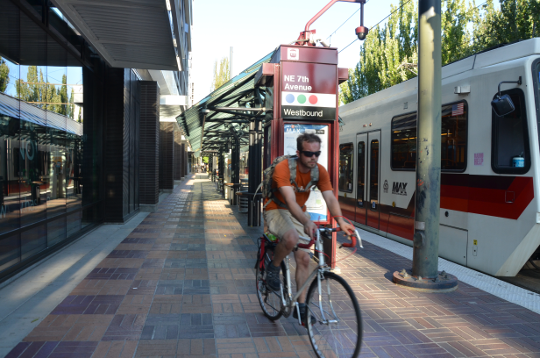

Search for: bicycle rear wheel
xmin=255 ymin=242 xmax=286 ymax=320
xmin=306 ymin=272 xmax=362 ymax=358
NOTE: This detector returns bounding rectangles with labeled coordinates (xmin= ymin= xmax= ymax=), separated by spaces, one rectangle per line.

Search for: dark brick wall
xmin=139 ymin=82 xmax=160 ymax=205
xmin=180 ymin=143 xmax=186 ymax=178
xmin=173 ymin=126 xmax=182 ymax=181
xmin=159 ymin=122 xmax=174 ymax=190
xmin=104 ymin=68 xmax=140 ymax=222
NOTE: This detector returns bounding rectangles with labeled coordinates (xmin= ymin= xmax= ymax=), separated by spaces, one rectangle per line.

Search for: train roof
xmin=340 ymin=38 xmax=540 ymax=116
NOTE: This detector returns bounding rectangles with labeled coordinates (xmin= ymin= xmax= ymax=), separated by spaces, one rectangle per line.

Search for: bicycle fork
xmin=280 ymin=255 xmax=331 ymax=326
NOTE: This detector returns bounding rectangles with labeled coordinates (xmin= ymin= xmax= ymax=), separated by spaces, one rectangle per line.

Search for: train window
xmin=492 ymin=89 xmax=530 ymax=174
xmin=441 ymin=101 xmax=468 ymax=171
xmin=357 ymin=142 xmax=365 ymax=206
xmin=391 ymin=101 xmax=468 ymax=172
xmin=370 ymin=140 xmax=379 ymax=205
xmin=391 ymin=113 xmax=417 ymax=170
xmin=339 ymin=143 xmax=354 ymax=192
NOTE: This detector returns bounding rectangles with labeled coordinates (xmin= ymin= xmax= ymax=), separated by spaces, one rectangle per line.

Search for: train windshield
xmin=537 ymin=62 xmax=540 ymax=126
xmin=535 ymin=62 xmax=540 ymax=156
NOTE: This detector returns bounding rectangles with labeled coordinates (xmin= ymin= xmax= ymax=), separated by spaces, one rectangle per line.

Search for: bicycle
xmin=255 ymin=225 xmax=363 ymax=358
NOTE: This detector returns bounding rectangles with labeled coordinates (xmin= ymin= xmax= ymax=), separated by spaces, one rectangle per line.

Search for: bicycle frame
xmin=280 ymin=230 xmax=332 ymax=323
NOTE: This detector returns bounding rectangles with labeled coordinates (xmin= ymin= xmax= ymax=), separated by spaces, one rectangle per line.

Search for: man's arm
xmin=321 ymin=190 xmax=355 ymax=235
xmin=278 ymin=186 xmax=318 ymax=239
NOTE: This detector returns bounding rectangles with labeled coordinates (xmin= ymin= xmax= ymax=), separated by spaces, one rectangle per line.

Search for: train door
xmin=356 ymin=131 xmax=381 ymax=229
xmin=355 ymin=133 xmax=367 ymax=225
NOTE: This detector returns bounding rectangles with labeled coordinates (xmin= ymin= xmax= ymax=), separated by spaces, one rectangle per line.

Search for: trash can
xmin=238 ymin=179 xmax=249 ymax=213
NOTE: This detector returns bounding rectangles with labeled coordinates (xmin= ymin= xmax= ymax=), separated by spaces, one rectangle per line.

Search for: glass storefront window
xmin=0 ymin=0 xmax=97 ymax=277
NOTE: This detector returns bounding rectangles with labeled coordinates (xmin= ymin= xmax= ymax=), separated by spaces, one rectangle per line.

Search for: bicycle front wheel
xmin=306 ymin=272 xmax=362 ymax=358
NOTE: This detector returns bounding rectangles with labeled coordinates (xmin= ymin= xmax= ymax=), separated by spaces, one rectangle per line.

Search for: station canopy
xmin=176 ymin=51 xmax=273 ymax=155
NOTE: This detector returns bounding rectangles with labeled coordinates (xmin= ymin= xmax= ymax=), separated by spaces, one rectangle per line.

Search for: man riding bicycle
xmin=264 ymin=132 xmax=356 ymax=325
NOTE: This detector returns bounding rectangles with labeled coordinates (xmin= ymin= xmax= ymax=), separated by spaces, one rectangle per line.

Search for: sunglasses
xmin=301 ymin=150 xmax=321 ymax=157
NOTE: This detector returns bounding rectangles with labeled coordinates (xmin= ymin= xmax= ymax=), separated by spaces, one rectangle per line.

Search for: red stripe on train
xmin=441 ymin=176 xmax=534 ymax=220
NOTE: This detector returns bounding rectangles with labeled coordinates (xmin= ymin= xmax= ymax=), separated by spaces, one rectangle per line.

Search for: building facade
xmin=0 ymin=0 xmax=192 ymax=281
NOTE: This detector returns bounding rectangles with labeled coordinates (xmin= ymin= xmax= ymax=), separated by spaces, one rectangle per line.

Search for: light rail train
xmin=337 ymin=38 xmax=540 ymax=277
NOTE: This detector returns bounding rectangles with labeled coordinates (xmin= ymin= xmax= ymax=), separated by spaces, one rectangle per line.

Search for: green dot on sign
xmin=297 ymin=94 xmax=306 ymax=104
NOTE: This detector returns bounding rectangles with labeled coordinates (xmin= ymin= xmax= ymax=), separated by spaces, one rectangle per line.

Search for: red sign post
xmin=255 ymin=45 xmax=347 ymax=268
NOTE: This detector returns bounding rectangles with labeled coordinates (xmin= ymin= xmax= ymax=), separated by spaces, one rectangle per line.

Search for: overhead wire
xmin=338 ymin=0 xmax=488 ymax=54
xmin=339 ymin=0 xmax=414 ymax=54
xmin=325 ymin=0 xmax=372 ymax=44
xmin=325 ymin=7 xmax=361 ymax=41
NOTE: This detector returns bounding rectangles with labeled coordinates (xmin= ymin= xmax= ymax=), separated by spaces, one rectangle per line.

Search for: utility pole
xmin=393 ymin=0 xmax=458 ymax=291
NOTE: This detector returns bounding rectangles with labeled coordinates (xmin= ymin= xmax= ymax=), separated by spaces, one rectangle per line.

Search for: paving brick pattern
xmin=6 ymin=174 xmax=540 ymax=357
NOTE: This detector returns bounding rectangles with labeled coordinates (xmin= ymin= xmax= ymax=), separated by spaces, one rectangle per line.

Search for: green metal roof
xmin=177 ymin=51 xmax=274 ymax=154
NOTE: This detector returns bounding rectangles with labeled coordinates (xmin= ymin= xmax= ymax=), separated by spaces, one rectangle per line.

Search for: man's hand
xmin=336 ymin=218 xmax=355 ymax=237
xmin=304 ymin=220 xmax=318 ymax=239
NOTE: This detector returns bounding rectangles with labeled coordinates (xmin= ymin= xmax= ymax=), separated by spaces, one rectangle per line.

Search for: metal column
xmin=414 ymin=0 xmax=442 ymax=279
xmin=393 ymin=0 xmax=457 ymax=291
xmin=247 ymin=89 xmax=262 ymax=226
xmin=218 ymin=149 xmax=225 ymax=196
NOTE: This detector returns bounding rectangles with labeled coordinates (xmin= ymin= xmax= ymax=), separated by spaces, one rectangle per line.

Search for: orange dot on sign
xmin=309 ymin=95 xmax=318 ymax=105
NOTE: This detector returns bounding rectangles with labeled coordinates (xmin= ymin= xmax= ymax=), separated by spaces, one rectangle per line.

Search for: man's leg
xmin=272 ymin=228 xmax=299 ymax=268
xmin=293 ymin=249 xmax=311 ymax=303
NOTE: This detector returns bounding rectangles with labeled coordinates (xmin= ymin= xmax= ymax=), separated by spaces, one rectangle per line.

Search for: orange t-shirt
xmin=265 ymin=159 xmax=333 ymax=211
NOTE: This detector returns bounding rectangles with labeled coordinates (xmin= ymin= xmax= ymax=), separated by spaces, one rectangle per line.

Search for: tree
xmin=472 ymin=0 xmax=540 ymax=53
xmin=341 ymin=0 xmax=419 ymax=104
xmin=69 ymin=87 xmax=75 ymax=120
xmin=57 ymin=74 xmax=68 ymax=116
xmin=15 ymin=66 xmax=73 ymax=117
xmin=211 ymin=57 xmax=230 ymax=91
xmin=340 ymin=0 xmax=538 ymax=105
xmin=0 ymin=57 xmax=9 ymax=93
xmin=441 ymin=0 xmax=475 ymax=64
xmin=16 ymin=66 xmax=39 ymax=104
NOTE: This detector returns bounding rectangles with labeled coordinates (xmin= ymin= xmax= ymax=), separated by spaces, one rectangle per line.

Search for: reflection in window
xmin=6 ymin=64 xmax=83 ymax=122
xmin=492 ymin=90 xmax=530 ymax=173
xmin=0 ymin=58 xmax=85 ymax=239
xmin=0 ymin=56 xmax=9 ymax=94
xmin=391 ymin=101 xmax=468 ymax=171
xmin=0 ymin=0 xmax=101 ymax=278
xmin=339 ymin=143 xmax=353 ymax=192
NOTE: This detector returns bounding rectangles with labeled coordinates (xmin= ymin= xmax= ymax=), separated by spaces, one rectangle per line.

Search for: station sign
xmin=281 ymin=61 xmax=337 ymax=120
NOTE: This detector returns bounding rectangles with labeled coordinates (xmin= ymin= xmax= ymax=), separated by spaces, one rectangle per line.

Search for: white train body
xmin=338 ymin=38 xmax=540 ymax=276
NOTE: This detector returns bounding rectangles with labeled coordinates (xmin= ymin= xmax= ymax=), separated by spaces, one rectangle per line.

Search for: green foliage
xmin=15 ymin=66 xmax=76 ymax=119
xmin=441 ymin=0 xmax=476 ymax=64
xmin=202 ymin=156 xmax=209 ymax=163
xmin=57 ymin=74 xmax=68 ymax=116
xmin=0 ymin=57 xmax=9 ymax=93
xmin=341 ymin=0 xmax=540 ymax=104
xmin=341 ymin=0 xmax=419 ymax=104
xmin=211 ymin=57 xmax=230 ymax=91
xmin=472 ymin=0 xmax=540 ymax=52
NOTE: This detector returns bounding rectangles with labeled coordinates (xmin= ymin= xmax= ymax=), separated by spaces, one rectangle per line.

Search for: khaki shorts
xmin=263 ymin=209 xmax=312 ymax=252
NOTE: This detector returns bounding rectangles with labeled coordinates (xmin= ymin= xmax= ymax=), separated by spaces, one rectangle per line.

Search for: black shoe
xmin=293 ymin=303 xmax=316 ymax=326
xmin=265 ymin=262 xmax=281 ymax=291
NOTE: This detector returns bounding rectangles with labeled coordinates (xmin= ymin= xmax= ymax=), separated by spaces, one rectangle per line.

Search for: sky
xmin=190 ymin=0 xmax=397 ymax=104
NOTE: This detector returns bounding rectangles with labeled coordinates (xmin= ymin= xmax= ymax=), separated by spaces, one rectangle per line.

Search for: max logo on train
xmin=392 ymin=182 xmax=407 ymax=196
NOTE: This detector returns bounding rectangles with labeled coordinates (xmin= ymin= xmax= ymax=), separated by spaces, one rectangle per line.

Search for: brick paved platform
xmin=6 ymin=174 xmax=540 ymax=358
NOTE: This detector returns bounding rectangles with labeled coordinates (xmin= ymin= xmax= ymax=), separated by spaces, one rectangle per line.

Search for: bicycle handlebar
xmin=296 ymin=227 xmax=360 ymax=249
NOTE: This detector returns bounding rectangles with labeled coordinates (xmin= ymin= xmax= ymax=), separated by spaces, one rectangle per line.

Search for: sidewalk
xmin=4 ymin=173 xmax=540 ymax=358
